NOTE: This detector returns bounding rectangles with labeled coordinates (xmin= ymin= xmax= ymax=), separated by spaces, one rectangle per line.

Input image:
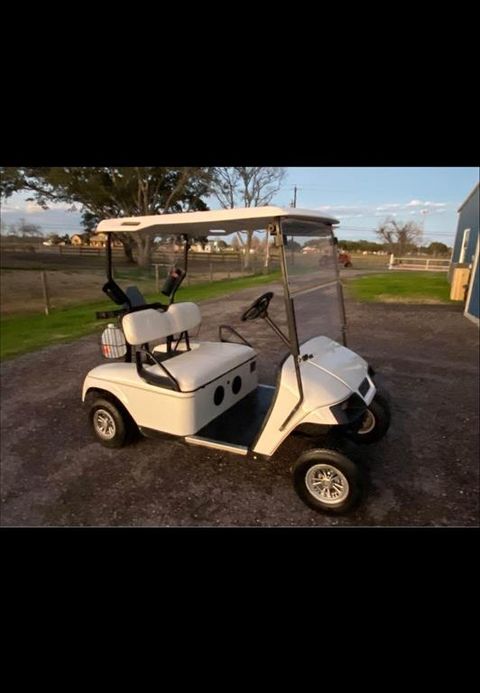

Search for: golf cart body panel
xmin=299 ymin=336 xmax=373 ymax=395
xmin=251 ymin=336 xmax=376 ymax=457
xmin=83 ymin=355 xmax=258 ymax=437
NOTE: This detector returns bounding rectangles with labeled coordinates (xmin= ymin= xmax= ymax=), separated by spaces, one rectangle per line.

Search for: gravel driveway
xmin=1 ymin=282 xmax=478 ymax=527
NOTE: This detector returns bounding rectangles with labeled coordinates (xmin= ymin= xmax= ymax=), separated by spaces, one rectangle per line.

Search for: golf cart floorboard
xmin=193 ymin=385 xmax=275 ymax=448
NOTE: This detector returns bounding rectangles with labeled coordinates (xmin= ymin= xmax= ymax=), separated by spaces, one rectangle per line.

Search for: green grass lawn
xmin=0 ymin=271 xmax=281 ymax=361
xmin=344 ymin=271 xmax=451 ymax=303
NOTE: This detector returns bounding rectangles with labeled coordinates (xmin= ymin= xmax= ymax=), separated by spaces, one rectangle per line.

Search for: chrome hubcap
xmin=94 ymin=409 xmax=116 ymax=439
xmin=358 ymin=409 xmax=375 ymax=434
xmin=305 ymin=464 xmax=349 ymax=505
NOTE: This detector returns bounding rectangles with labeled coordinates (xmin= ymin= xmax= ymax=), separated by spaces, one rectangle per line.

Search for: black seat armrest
xmin=135 ymin=349 xmax=180 ymax=391
xmin=219 ymin=325 xmax=252 ymax=348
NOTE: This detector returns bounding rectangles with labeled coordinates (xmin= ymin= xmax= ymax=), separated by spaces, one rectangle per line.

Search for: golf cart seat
xmin=122 ymin=304 xmax=256 ymax=392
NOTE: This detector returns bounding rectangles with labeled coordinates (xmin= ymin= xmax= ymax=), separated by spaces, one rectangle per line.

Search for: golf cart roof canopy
xmin=96 ymin=206 xmax=339 ymax=237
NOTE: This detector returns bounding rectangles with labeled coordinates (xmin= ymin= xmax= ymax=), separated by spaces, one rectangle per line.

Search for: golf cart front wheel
xmin=346 ymin=391 xmax=391 ymax=444
xmin=89 ymin=397 xmax=135 ymax=448
xmin=292 ymin=449 xmax=363 ymax=514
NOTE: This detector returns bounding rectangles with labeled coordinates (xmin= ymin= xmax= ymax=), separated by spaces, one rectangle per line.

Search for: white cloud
xmin=316 ymin=204 xmax=369 ymax=216
xmin=2 ymin=199 xmax=79 ymax=215
xmin=0 ymin=202 xmax=22 ymax=212
xmin=25 ymin=201 xmax=77 ymax=214
xmin=317 ymin=200 xmax=449 ymax=218
xmin=406 ymin=199 xmax=446 ymax=208
xmin=25 ymin=201 xmax=45 ymax=213
xmin=376 ymin=203 xmax=402 ymax=211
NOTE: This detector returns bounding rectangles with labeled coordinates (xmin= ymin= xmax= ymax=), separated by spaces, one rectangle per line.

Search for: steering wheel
xmin=241 ymin=292 xmax=274 ymax=321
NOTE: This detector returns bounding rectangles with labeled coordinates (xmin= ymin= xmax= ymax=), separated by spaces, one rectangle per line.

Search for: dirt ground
xmin=1 ymin=282 xmax=478 ymax=527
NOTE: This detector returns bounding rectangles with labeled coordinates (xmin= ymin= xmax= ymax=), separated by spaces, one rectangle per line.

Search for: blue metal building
xmin=450 ymin=182 xmax=479 ymax=324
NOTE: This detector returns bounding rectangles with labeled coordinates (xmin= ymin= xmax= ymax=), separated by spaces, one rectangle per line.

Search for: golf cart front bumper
xmin=330 ymin=392 xmax=368 ymax=425
xmin=330 ymin=374 xmax=376 ymax=426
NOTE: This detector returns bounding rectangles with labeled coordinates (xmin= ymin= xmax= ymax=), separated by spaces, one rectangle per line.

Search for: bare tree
xmin=376 ymin=218 xmax=423 ymax=256
xmin=209 ymin=167 xmax=286 ymax=270
xmin=17 ymin=218 xmax=43 ymax=238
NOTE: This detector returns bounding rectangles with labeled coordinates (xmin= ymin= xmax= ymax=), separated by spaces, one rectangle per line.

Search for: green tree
xmin=0 ymin=167 xmax=212 ymax=267
xmin=47 ymin=233 xmax=63 ymax=245
xmin=427 ymin=241 xmax=450 ymax=257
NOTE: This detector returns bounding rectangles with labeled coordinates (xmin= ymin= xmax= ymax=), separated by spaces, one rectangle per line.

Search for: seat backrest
xmin=167 ymin=302 xmax=201 ymax=334
xmin=121 ymin=303 xmax=201 ymax=346
xmin=122 ymin=309 xmax=171 ymax=346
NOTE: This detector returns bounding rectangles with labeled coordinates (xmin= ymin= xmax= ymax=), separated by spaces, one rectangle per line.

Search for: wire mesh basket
xmin=99 ymin=323 xmax=128 ymax=359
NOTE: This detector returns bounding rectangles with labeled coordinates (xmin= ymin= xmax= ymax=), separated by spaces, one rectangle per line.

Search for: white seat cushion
xmin=146 ymin=341 xmax=255 ymax=391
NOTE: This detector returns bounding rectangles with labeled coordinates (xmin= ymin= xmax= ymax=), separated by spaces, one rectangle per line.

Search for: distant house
xmin=71 ymin=232 xmax=122 ymax=248
xmin=71 ymin=233 xmax=91 ymax=246
xmin=191 ymin=240 xmax=230 ymax=253
xmin=89 ymin=232 xmax=108 ymax=248
xmin=449 ymin=182 xmax=479 ymax=324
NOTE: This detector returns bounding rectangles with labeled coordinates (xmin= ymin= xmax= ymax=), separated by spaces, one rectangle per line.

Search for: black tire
xmin=89 ymin=396 xmax=136 ymax=448
xmin=292 ymin=448 xmax=364 ymax=514
xmin=346 ymin=391 xmax=391 ymax=445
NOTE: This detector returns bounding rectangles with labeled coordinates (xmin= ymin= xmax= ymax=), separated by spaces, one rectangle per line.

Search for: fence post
xmin=154 ymin=264 xmax=159 ymax=292
xmin=426 ymin=259 xmax=430 ymax=270
xmin=388 ymin=253 xmax=394 ymax=269
xmin=209 ymin=260 xmax=213 ymax=282
xmin=41 ymin=270 xmax=50 ymax=316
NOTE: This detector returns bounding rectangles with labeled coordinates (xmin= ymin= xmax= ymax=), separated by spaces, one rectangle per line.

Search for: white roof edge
xmin=96 ymin=206 xmax=339 ymax=235
xmin=458 ymin=181 xmax=480 ymax=212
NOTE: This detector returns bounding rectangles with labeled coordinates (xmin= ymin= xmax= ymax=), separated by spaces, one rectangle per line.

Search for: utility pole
xmin=291 ymin=185 xmax=298 ymax=208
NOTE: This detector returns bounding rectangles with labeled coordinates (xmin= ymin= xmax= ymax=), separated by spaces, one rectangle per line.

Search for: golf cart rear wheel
xmin=346 ymin=391 xmax=391 ymax=444
xmin=293 ymin=449 xmax=363 ymax=514
xmin=90 ymin=397 xmax=135 ymax=448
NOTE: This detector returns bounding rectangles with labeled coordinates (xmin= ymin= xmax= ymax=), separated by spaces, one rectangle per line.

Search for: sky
xmin=1 ymin=167 xmax=478 ymax=246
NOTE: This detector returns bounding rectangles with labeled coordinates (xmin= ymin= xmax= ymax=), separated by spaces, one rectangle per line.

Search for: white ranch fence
xmin=388 ymin=254 xmax=451 ymax=272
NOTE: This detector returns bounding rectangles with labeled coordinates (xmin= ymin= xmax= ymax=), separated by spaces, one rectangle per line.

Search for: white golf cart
xmin=82 ymin=207 xmax=390 ymax=514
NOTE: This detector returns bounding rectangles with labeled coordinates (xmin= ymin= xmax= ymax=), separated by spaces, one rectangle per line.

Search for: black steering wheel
xmin=241 ymin=292 xmax=274 ymax=321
